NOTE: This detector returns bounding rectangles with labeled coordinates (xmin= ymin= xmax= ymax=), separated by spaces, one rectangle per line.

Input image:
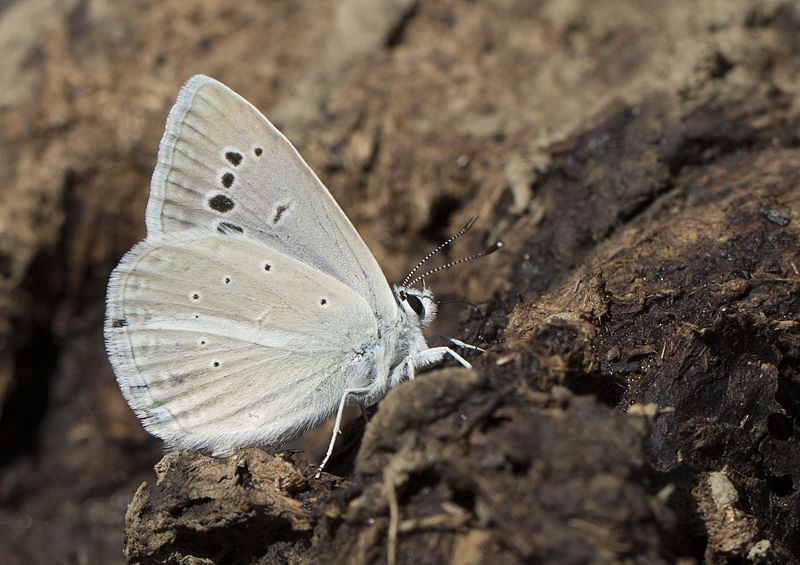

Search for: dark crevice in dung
xmin=420 ymin=193 xmax=462 ymax=243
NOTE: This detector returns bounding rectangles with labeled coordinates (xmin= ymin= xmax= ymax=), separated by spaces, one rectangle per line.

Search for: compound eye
xmin=405 ymin=293 xmax=425 ymax=318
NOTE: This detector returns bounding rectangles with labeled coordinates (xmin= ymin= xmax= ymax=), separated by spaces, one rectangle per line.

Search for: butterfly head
xmin=394 ymin=285 xmax=437 ymax=328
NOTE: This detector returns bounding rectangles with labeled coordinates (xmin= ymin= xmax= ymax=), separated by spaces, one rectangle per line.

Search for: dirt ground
xmin=1 ymin=0 xmax=799 ymax=563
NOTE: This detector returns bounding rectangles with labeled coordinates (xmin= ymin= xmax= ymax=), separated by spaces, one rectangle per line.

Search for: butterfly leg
xmin=404 ymin=356 xmax=416 ymax=381
xmin=395 ymin=346 xmax=474 ymax=384
xmin=446 ymin=337 xmax=485 ymax=352
xmin=316 ymin=385 xmax=371 ymax=478
xmin=414 ymin=346 xmax=472 ymax=370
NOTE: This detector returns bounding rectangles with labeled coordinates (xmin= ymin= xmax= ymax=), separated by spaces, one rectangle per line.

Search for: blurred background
xmin=0 ymin=0 xmax=798 ymax=562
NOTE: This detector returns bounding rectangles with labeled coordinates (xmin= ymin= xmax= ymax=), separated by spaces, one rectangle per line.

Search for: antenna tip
xmin=485 ymin=241 xmax=504 ymax=255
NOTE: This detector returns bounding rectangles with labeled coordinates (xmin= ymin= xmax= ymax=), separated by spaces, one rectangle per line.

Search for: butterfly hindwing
xmin=146 ymin=75 xmax=396 ymax=322
xmin=105 ymin=230 xmax=379 ymax=452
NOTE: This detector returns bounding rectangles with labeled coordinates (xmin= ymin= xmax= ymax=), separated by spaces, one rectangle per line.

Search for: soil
xmin=1 ymin=0 xmax=799 ymax=563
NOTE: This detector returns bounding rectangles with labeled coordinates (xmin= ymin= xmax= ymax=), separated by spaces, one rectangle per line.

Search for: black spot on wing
xmin=254 ymin=147 xmax=263 ymax=157
xmin=209 ymin=194 xmax=235 ymax=213
xmin=221 ymin=172 xmax=235 ymax=188
xmin=225 ymin=151 xmax=243 ymax=166
xmin=112 ymin=319 xmax=128 ymax=328
xmin=273 ymin=203 xmax=290 ymax=224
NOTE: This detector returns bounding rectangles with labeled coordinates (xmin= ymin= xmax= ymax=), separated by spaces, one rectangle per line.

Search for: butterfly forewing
xmin=146 ymin=75 xmax=396 ymax=322
xmin=105 ymin=230 xmax=379 ymax=453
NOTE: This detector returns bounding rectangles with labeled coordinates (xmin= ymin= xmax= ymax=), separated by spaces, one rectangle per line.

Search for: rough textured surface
xmin=1 ymin=0 xmax=799 ymax=563
xmin=124 ymin=449 xmax=314 ymax=563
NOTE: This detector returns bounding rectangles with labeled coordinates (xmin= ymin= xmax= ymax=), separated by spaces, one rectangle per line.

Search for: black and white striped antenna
xmin=401 ymin=217 xmax=478 ymax=287
xmin=406 ymin=241 xmax=503 ymax=288
xmin=402 ymin=217 xmax=502 ymax=287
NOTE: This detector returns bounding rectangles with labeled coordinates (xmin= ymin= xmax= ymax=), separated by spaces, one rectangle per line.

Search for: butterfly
xmin=105 ymin=75 xmax=489 ymax=475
